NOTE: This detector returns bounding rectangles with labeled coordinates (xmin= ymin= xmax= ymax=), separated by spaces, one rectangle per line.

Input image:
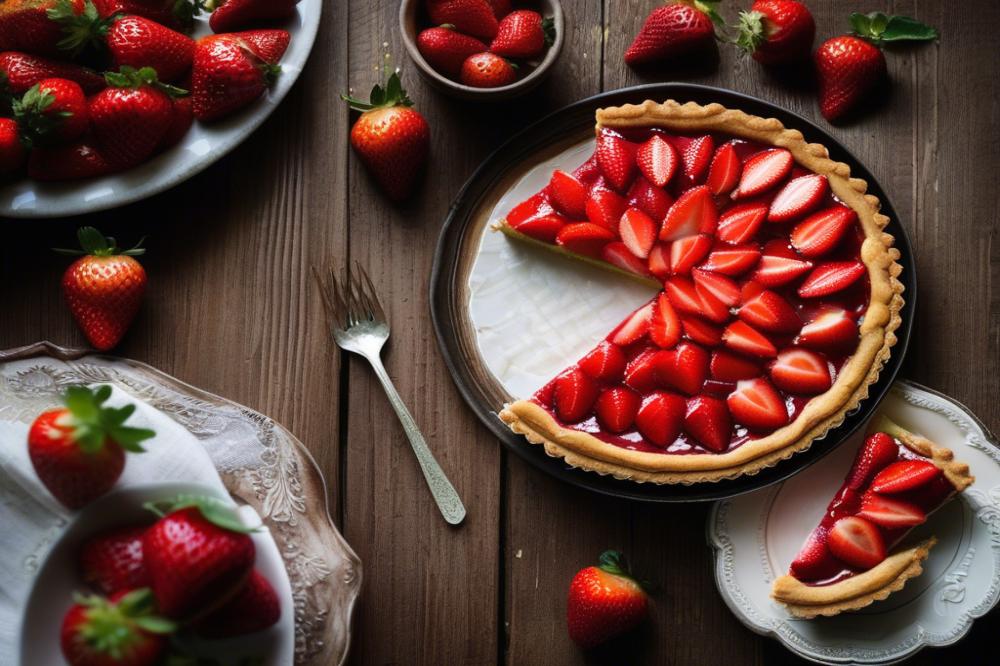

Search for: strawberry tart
xmin=496 ymin=100 xmax=904 ymax=484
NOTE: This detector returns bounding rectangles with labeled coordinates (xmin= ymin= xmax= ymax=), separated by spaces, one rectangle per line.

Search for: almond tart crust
xmin=498 ymin=100 xmax=905 ymax=484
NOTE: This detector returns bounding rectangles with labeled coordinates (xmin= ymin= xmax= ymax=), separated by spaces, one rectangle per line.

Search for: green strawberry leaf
xmin=342 ymin=59 xmax=414 ymax=112
xmin=850 ymin=12 xmax=938 ymax=45
xmin=60 ymin=384 xmax=155 ymax=454
xmin=542 ymin=16 xmax=556 ymax=47
xmin=144 ymin=494 xmax=259 ymax=534
xmin=53 ymin=226 xmax=147 ymax=257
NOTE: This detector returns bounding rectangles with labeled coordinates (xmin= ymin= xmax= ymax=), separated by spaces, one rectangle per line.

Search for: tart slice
xmin=497 ymin=100 xmax=904 ymax=484
xmin=771 ymin=415 xmax=973 ymax=618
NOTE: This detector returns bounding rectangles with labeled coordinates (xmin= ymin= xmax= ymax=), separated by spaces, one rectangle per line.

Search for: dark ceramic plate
xmin=430 ymin=83 xmax=916 ymax=503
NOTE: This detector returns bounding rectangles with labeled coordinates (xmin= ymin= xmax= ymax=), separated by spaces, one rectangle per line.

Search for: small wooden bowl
xmin=399 ymin=0 xmax=564 ymax=101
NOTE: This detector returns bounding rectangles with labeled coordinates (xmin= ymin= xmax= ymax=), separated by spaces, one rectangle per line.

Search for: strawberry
xmin=28 ymin=139 xmax=111 ymax=179
xmin=486 ymin=0 xmax=509 ymax=20
xmin=490 ymin=9 xmax=553 ymax=59
xmin=699 ymin=243 xmax=760 ymax=276
xmin=669 ymin=233 xmax=712 ymax=276
xmin=624 ymin=350 xmax=660 ymax=393
xmin=611 ymin=301 xmax=653 ymax=346
xmin=626 ymin=175 xmax=673 ymax=221
xmin=426 ymin=0 xmax=498 ymax=41
xmin=89 ymin=67 xmax=180 ymax=168
xmin=233 ymin=28 xmax=290 ymax=63
xmin=710 ymin=349 xmax=761 ymax=381
xmin=556 ymin=222 xmax=615 ymax=257
xmin=647 ymin=241 xmax=671 ymax=280
xmin=735 ymin=0 xmax=814 ymax=66
xmin=738 ymin=289 xmax=799 ymax=332
xmin=193 ymin=31 xmax=283 ymax=122
xmin=692 ymin=268 xmax=739 ymax=306
xmin=61 ymin=588 xmax=175 ymax=666
xmin=195 ymin=570 xmax=281 ymax=638
xmin=27 ymin=385 xmax=154 ymax=509
xmin=578 ymin=341 xmax=626 ymax=382
xmin=512 ymin=214 xmax=565 ymax=243
xmin=343 ymin=69 xmax=429 ymax=201
xmin=601 ymin=241 xmax=651 ymax=276
xmin=845 ymin=431 xmax=899 ymax=491
xmin=0 ymin=0 xmax=85 ymax=57
xmin=616 ymin=207 xmax=658 ymax=258
xmin=156 ymin=93 xmax=193 ymax=151
xmin=506 ymin=191 xmax=547 ymax=226
xmin=142 ymin=496 xmax=256 ymax=619
xmin=705 ymin=140 xmax=740 ymax=195
xmin=595 ymin=386 xmax=641 ymax=433
xmin=731 ymin=148 xmax=791 ymax=199
xmin=595 ymin=132 xmax=637 ymax=192
xmin=722 ymin=320 xmax=777 ymax=358
xmin=81 ymin=525 xmax=150 ymax=595
xmin=57 ymin=227 xmax=148 ymax=350
xmin=655 ymin=342 xmax=708 ymax=396
xmin=208 ymin=0 xmax=298 ymax=33
xmin=827 ymin=516 xmax=885 ymax=569
xmin=636 ymin=134 xmax=677 ymax=187
xmin=659 ymin=185 xmax=717 ymax=241
xmin=0 ymin=50 xmax=103 ymax=95
xmin=567 ymin=550 xmax=649 ymax=648
xmin=767 ymin=173 xmax=827 ymax=222
xmin=664 ymin=275 xmax=704 ymax=317
xmin=716 ymin=202 xmax=767 ymax=245
xmin=553 ymin=368 xmax=599 ymax=423
xmin=797 ymin=307 xmax=857 ymax=350
xmin=684 ymin=395 xmax=731 ymax=452
xmin=0 ymin=117 xmax=25 ymax=175
xmin=673 ymin=133 xmax=713 ymax=184
xmin=870 ymin=460 xmax=941 ymax=494
xmin=12 ymin=77 xmax=88 ymax=146
xmin=798 ymin=261 xmax=866 ymax=298
xmin=649 ymin=292 xmax=680 ymax=348
xmin=790 ymin=205 xmax=856 ymax=258
xmin=789 ymin=528 xmax=842 ymax=582
xmin=417 ymin=26 xmax=486 ymax=78
xmin=94 ymin=0 xmax=200 ymax=32
xmin=547 ymin=168 xmax=587 ymax=218
xmin=624 ymin=1 xmax=717 ymax=68
xmin=727 ymin=377 xmax=787 ymax=431
xmin=751 ymin=253 xmax=812 ymax=287
xmin=635 ymin=391 xmax=685 ymax=446
xmin=460 ymin=51 xmax=517 ymax=87
xmin=770 ymin=348 xmax=830 ymax=394
xmin=858 ymin=493 xmax=926 ymax=528
xmin=681 ymin=316 xmax=722 ymax=347
xmin=585 ymin=187 xmax=627 ymax=230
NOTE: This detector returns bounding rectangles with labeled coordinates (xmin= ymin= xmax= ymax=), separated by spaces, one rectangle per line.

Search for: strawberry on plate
xmin=490 ymin=9 xmax=554 ymax=60
xmin=195 ymin=570 xmax=281 ymax=638
xmin=191 ymin=30 xmax=284 ymax=122
xmin=735 ymin=0 xmax=814 ymax=66
xmin=61 ymin=588 xmax=176 ymax=666
xmin=0 ymin=0 xmax=85 ymax=57
xmin=81 ymin=525 xmax=150 ymax=595
xmin=624 ymin=1 xmax=718 ymax=68
xmin=13 ymin=77 xmax=88 ymax=145
xmin=416 ymin=26 xmax=487 ymax=78
xmin=426 ymin=0 xmax=498 ymax=41
xmin=460 ymin=51 xmax=517 ymax=88
xmin=567 ymin=550 xmax=650 ymax=648
xmin=208 ymin=0 xmax=300 ymax=33
xmin=635 ymin=391 xmax=685 ymax=446
xmin=0 ymin=117 xmax=26 ymax=175
xmin=0 ymin=50 xmax=104 ymax=95
xmin=27 ymin=139 xmax=111 ymax=180
xmin=94 ymin=0 xmax=201 ymax=32
xmin=553 ymin=368 xmax=599 ymax=423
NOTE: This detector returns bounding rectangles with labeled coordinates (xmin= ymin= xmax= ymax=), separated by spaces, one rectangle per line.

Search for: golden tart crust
xmin=498 ymin=99 xmax=905 ymax=485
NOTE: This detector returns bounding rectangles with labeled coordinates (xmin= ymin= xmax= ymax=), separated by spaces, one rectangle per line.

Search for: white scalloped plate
xmin=708 ymin=380 xmax=1000 ymax=664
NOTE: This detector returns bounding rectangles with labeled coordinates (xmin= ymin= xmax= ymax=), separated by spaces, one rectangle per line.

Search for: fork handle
xmin=367 ymin=355 xmax=467 ymax=525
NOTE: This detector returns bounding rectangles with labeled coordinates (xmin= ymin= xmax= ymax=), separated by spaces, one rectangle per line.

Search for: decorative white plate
xmin=708 ymin=380 xmax=1000 ymax=664
xmin=0 ymin=0 xmax=322 ymax=219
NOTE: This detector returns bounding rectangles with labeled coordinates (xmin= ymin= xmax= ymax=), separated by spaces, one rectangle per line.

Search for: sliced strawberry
xmin=694 ymin=286 xmax=731 ymax=324
xmin=511 ymin=214 xmax=566 ymax=243
xmin=858 ymin=493 xmax=927 ymax=528
xmin=624 ymin=350 xmax=660 ymax=393
xmin=705 ymin=141 xmax=741 ymax=195
xmin=650 ymin=292 xmax=681 ymax=349
xmin=710 ymin=350 xmax=761 ymax=382
xmin=828 ymin=516 xmax=886 ymax=570
xmin=740 ymin=280 xmax=766 ymax=303
xmin=602 ymin=242 xmax=652 ymax=276
xmin=797 ymin=308 xmax=858 ymax=350
xmin=669 ymin=234 xmax=713 ymax=276
xmin=716 ymin=202 xmax=767 ymax=245
xmin=674 ymin=134 xmax=714 ymax=183
xmin=553 ymin=368 xmax=599 ymax=423
xmin=507 ymin=192 xmax=550 ymax=227
xmin=846 ymin=432 xmax=900 ymax=491
xmin=789 ymin=527 xmax=843 ymax=582
xmin=594 ymin=386 xmax=641 ymax=433
xmin=770 ymin=348 xmax=832 ymax=394
xmin=636 ymin=134 xmax=678 ymax=188
xmin=619 ymin=207 xmax=657 ymax=259
xmin=693 ymin=269 xmax=740 ymax=307
xmin=727 ymin=377 xmax=788 ymax=431
xmin=556 ymin=222 xmax=616 ymax=257
xmin=611 ymin=302 xmax=654 ymax=345
xmin=699 ymin=244 xmax=761 ymax=276
xmin=723 ymin=321 xmax=777 ymax=358
xmin=664 ymin=276 xmax=703 ymax=317
xmin=596 ymin=132 xmax=637 ymax=192
xmin=579 ymin=341 xmax=627 ymax=382
xmin=548 ymin=169 xmax=588 ymax=218
xmin=732 ymin=148 xmax=792 ymax=199
xmin=870 ymin=460 xmax=941 ymax=494
xmin=626 ymin=175 xmax=673 ymax=221
xmin=751 ymin=254 xmax=813 ymax=287
xmin=738 ymin=290 xmax=800 ymax=333
xmin=573 ymin=155 xmax=601 ymax=184
xmin=790 ymin=205 xmax=857 ymax=258
xmin=585 ymin=188 xmax=627 ymax=231
xmin=768 ymin=173 xmax=828 ymax=222
xmin=681 ymin=316 xmax=723 ymax=347
xmin=684 ymin=395 xmax=732 ymax=452
xmin=635 ymin=391 xmax=686 ymax=447
xmin=659 ymin=185 xmax=717 ymax=241
xmin=647 ymin=242 xmax=671 ymax=280
xmin=798 ymin=261 xmax=866 ymax=298
xmin=654 ymin=342 xmax=708 ymax=396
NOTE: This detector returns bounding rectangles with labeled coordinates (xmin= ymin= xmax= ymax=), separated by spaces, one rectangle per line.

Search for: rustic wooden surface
xmin=2 ymin=1 xmax=998 ymax=663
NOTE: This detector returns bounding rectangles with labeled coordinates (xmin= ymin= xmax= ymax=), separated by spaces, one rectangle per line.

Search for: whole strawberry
xmin=490 ymin=9 xmax=554 ymax=59
xmin=343 ymin=68 xmax=429 ymax=201
xmin=191 ymin=31 xmax=285 ymax=121
xmin=81 ymin=525 xmax=150 ymax=595
xmin=28 ymin=384 xmax=154 ymax=509
xmin=0 ymin=118 xmax=26 ymax=176
xmin=142 ymin=496 xmax=256 ymax=619
xmin=460 ymin=51 xmax=517 ymax=88
xmin=0 ymin=0 xmax=85 ymax=57
xmin=61 ymin=588 xmax=175 ymax=666
xmin=13 ymin=77 xmax=88 ymax=146
xmin=426 ymin=0 xmax=498 ymax=41
xmin=207 ymin=0 xmax=299 ymax=33
xmin=567 ymin=550 xmax=650 ymax=649
xmin=28 ymin=139 xmax=112 ymax=180
xmin=816 ymin=12 xmax=937 ymax=122
xmin=416 ymin=26 xmax=487 ymax=78
xmin=735 ymin=0 xmax=814 ymax=65
xmin=0 ymin=51 xmax=105 ymax=95
xmin=195 ymin=570 xmax=281 ymax=638
xmin=94 ymin=0 xmax=200 ymax=32
xmin=156 ymin=94 xmax=193 ymax=151
xmin=57 ymin=226 xmax=148 ymax=350
xmin=624 ymin=1 xmax=719 ymax=68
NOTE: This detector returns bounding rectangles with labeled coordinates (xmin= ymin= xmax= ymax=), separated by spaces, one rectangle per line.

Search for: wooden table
xmin=2 ymin=1 xmax=998 ymax=663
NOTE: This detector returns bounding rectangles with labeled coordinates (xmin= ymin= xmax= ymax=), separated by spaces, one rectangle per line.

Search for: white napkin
xmin=0 ymin=385 xmax=228 ymax=657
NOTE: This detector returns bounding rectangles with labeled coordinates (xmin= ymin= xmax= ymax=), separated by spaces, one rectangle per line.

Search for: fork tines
xmin=314 ymin=261 xmax=385 ymax=329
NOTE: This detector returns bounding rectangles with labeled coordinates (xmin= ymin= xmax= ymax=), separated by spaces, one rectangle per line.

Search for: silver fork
xmin=315 ymin=262 xmax=466 ymax=526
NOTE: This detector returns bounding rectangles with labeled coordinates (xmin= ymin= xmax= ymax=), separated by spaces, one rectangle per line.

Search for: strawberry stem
xmin=74 ymin=588 xmax=176 ymax=660
xmin=342 ymin=60 xmax=414 ymax=112
xmin=54 ymin=226 xmax=147 ymax=257
xmin=11 ymin=83 xmax=71 ymax=149
xmin=105 ymin=66 xmax=188 ymax=98
xmin=850 ymin=12 xmax=938 ymax=47
xmin=49 ymin=0 xmax=111 ymax=58
xmin=733 ymin=10 xmax=765 ymax=52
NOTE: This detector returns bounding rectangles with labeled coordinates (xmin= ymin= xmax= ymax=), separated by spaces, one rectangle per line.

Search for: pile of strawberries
xmin=27 ymin=385 xmax=280 ymax=665
xmin=0 ymin=0 xmax=300 ymax=182
xmin=416 ymin=0 xmax=555 ymax=88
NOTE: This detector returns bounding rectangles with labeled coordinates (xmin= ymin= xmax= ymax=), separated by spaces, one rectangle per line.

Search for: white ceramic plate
xmin=18 ymin=482 xmax=295 ymax=666
xmin=0 ymin=0 xmax=322 ymax=219
xmin=708 ymin=380 xmax=1000 ymax=664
